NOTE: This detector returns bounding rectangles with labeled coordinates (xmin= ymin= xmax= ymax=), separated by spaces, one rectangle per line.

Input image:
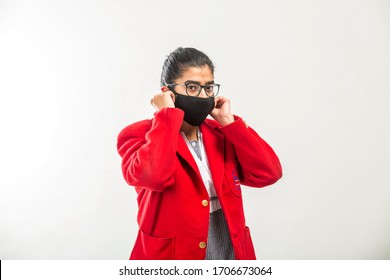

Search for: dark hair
xmin=160 ymin=47 xmax=215 ymax=86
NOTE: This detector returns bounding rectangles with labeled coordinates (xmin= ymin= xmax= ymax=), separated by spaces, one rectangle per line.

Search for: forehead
xmin=176 ymin=66 xmax=214 ymax=83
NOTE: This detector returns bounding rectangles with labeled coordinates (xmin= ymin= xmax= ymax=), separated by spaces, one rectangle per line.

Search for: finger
xmin=214 ymin=96 xmax=222 ymax=103
xmin=164 ymin=90 xmax=174 ymax=97
xmin=217 ymin=96 xmax=229 ymax=102
xmin=215 ymin=98 xmax=225 ymax=108
xmin=169 ymin=91 xmax=176 ymax=103
xmin=213 ymin=96 xmax=221 ymax=107
xmin=162 ymin=91 xmax=175 ymax=102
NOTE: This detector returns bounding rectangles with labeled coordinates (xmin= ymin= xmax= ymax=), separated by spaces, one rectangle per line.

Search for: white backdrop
xmin=1 ymin=0 xmax=389 ymax=259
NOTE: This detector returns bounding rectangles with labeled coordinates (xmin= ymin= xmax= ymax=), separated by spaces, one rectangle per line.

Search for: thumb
xmin=169 ymin=91 xmax=176 ymax=103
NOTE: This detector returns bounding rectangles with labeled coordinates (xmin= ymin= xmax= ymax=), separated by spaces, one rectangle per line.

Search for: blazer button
xmin=201 ymin=200 xmax=209 ymax=207
xmin=199 ymin=242 xmax=207 ymax=249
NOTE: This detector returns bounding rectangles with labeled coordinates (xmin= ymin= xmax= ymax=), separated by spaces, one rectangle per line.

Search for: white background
xmin=0 ymin=0 xmax=389 ymax=259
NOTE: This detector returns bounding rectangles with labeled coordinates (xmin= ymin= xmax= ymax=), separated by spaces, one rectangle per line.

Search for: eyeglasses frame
xmin=166 ymin=82 xmax=220 ymax=97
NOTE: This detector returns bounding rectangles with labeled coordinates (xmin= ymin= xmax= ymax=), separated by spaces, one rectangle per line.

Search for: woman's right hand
xmin=150 ymin=90 xmax=175 ymax=111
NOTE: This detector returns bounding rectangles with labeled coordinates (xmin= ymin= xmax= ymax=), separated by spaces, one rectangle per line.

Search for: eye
xmin=186 ymin=84 xmax=200 ymax=92
xmin=205 ymin=85 xmax=214 ymax=92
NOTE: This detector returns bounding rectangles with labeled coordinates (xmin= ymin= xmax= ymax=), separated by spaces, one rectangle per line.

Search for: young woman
xmin=117 ymin=47 xmax=282 ymax=260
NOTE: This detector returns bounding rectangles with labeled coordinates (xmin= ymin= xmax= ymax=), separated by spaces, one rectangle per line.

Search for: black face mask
xmin=174 ymin=94 xmax=215 ymax=126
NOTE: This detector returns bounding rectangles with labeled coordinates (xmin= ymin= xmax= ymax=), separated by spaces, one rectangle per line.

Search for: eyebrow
xmin=184 ymin=80 xmax=215 ymax=85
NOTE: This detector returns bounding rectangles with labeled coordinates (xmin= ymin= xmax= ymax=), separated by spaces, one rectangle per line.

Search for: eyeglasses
xmin=167 ymin=82 xmax=220 ymax=97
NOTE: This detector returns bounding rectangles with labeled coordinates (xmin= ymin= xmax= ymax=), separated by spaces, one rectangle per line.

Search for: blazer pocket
xmin=244 ymin=226 xmax=256 ymax=260
xmin=130 ymin=229 xmax=175 ymax=260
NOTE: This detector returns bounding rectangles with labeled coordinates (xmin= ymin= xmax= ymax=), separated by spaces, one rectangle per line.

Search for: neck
xmin=181 ymin=121 xmax=198 ymax=141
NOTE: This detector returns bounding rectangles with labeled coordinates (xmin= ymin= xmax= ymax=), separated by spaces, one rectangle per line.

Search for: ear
xmin=161 ymin=86 xmax=169 ymax=92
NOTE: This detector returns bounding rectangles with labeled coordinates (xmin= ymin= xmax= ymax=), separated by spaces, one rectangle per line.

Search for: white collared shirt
xmin=181 ymin=130 xmax=221 ymax=213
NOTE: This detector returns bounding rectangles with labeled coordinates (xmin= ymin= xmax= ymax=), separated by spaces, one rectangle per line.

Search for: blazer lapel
xmin=200 ymin=122 xmax=225 ymax=194
xmin=176 ymin=133 xmax=201 ymax=176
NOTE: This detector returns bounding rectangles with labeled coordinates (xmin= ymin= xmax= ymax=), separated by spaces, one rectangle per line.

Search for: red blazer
xmin=117 ymin=108 xmax=282 ymax=260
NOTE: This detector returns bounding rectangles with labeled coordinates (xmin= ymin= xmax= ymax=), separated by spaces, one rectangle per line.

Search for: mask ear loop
xmin=167 ymin=85 xmax=179 ymax=97
xmin=163 ymin=77 xmax=182 ymax=99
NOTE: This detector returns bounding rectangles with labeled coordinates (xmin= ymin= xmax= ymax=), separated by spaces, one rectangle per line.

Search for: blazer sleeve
xmin=220 ymin=115 xmax=283 ymax=188
xmin=117 ymin=108 xmax=184 ymax=192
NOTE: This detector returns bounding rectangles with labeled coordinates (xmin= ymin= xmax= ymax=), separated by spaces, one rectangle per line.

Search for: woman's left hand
xmin=210 ymin=96 xmax=235 ymax=126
